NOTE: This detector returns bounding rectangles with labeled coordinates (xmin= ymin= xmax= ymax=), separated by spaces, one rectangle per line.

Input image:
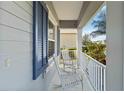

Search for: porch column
xmin=54 ymin=25 xmax=58 ymax=56
xmin=106 ymin=1 xmax=124 ymax=90
xmin=77 ymin=27 xmax=82 ymax=67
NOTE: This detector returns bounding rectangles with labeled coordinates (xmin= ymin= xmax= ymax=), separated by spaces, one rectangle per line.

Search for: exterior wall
xmin=0 ymin=1 xmax=58 ymax=90
xmin=106 ymin=2 xmax=124 ymax=91
xmin=60 ymin=33 xmax=77 ymax=49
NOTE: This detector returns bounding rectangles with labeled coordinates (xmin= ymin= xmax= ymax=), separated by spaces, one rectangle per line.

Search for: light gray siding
xmin=0 ymin=1 xmax=56 ymax=90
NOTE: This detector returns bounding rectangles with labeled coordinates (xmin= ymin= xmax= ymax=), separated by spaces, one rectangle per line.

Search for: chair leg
xmin=80 ymin=75 xmax=83 ymax=90
xmin=72 ymin=60 xmax=76 ymax=73
xmin=63 ymin=60 xmax=65 ymax=71
xmin=63 ymin=64 xmax=65 ymax=71
xmin=74 ymin=67 xmax=76 ymax=73
xmin=77 ymin=62 xmax=80 ymax=69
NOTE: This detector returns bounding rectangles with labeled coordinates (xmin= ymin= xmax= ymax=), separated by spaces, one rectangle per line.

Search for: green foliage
xmin=68 ymin=48 xmax=77 ymax=50
xmin=82 ymin=41 xmax=106 ymax=65
xmin=82 ymin=34 xmax=91 ymax=45
xmin=61 ymin=47 xmax=77 ymax=50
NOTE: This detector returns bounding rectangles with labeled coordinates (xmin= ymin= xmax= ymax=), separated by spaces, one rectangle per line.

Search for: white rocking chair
xmin=61 ymin=50 xmax=78 ymax=72
xmin=53 ymin=56 xmax=83 ymax=90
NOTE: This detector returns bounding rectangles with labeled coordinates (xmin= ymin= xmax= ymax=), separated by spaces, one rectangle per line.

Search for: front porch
xmin=0 ymin=1 xmax=124 ymax=91
xmin=46 ymin=1 xmax=106 ymax=91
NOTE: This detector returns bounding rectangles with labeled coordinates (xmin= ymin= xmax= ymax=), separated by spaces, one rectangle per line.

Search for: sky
xmin=82 ymin=5 xmax=106 ymax=41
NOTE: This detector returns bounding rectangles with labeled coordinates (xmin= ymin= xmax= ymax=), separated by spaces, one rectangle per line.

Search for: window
xmin=48 ymin=20 xmax=55 ymax=40
xmin=48 ymin=20 xmax=55 ymax=58
xmin=33 ymin=1 xmax=48 ymax=80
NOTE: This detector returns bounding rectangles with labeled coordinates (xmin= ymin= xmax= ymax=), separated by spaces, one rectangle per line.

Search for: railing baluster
xmin=104 ymin=68 xmax=106 ymax=91
xmin=100 ymin=67 xmax=103 ymax=91
xmin=96 ymin=65 xmax=98 ymax=90
xmin=90 ymin=62 xmax=92 ymax=82
xmin=97 ymin=65 xmax=99 ymax=90
xmin=91 ymin=62 xmax=93 ymax=85
xmin=93 ymin=63 xmax=95 ymax=86
xmin=98 ymin=66 xmax=100 ymax=91
xmin=91 ymin=62 xmax=93 ymax=84
xmin=95 ymin=64 xmax=97 ymax=90
xmin=102 ymin=68 xmax=104 ymax=91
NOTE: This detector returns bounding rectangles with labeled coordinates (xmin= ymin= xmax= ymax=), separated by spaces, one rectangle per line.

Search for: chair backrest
xmin=61 ymin=50 xmax=77 ymax=60
xmin=61 ymin=50 xmax=71 ymax=60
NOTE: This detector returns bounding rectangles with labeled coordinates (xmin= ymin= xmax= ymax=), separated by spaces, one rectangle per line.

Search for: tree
xmin=90 ymin=7 xmax=106 ymax=37
xmin=82 ymin=41 xmax=106 ymax=65
xmin=82 ymin=34 xmax=91 ymax=45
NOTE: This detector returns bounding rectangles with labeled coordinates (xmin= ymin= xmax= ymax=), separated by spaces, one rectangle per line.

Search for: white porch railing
xmin=80 ymin=52 xmax=106 ymax=91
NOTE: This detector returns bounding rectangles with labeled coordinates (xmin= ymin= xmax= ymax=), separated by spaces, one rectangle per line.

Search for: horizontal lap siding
xmin=26 ymin=1 xmax=32 ymax=7
xmin=0 ymin=25 xmax=31 ymax=42
xmin=0 ymin=1 xmax=32 ymax=24
xmin=14 ymin=1 xmax=32 ymax=16
xmin=0 ymin=1 xmax=33 ymax=90
xmin=0 ymin=9 xmax=32 ymax=32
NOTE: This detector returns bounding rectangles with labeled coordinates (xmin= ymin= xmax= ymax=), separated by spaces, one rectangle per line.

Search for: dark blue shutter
xmin=43 ymin=8 xmax=48 ymax=66
xmin=33 ymin=1 xmax=48 ymax=80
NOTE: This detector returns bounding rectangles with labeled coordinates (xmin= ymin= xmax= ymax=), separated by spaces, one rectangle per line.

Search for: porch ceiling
xmin=47 ymin=1 xmax=103 ymax=28
xmin=52 ymin=1 xmax=83 ymax=20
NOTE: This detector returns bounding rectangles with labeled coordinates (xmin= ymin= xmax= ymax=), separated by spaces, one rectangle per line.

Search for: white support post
xmin=106 ymin=2 xmax=124 ymax=90
xmin=54 ymin=25 xmax=58 ymax=57
xmin=77 ymin=28 xmax=83 ymax=68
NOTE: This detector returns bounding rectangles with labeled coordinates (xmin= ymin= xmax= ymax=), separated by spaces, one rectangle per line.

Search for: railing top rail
xmin=82 ymin=52 xmax=106 ymax=68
